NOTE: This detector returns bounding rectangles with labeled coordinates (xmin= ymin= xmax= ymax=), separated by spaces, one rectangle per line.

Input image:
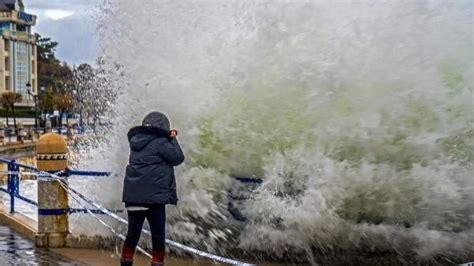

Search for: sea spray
xmin=70 ymin=0 xmax=474 ymax=262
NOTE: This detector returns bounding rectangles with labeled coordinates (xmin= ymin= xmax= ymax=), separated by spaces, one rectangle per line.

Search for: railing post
xmin=35 ymin=128 xmax=41 ymax=141
xmin=14 ymin=163 xmax=19 ymax=196
xmin=27 ymin=127 xmax=34 ymax=142
xmin=45 ymin=120 xmax=52 ymax=133
xmin=17 ymin=122 xmax=25 ymax=144
xmin=66 ymin=121 xmax=73 ymax=141
xmin=35 ymin=133 xmax=69 ymax=248
xmin=7 ymin=160 xmax=18 ymax=214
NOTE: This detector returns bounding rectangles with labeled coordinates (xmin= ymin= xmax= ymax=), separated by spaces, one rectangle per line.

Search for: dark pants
xmin=122 ymin=205 xmax=166 ymax=263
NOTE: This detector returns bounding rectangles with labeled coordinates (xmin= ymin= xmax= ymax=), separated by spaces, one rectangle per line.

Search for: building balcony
xmin=0 ymin=29 xmax=36 ymax=43
xmin=16 ymin=31 xmax=35 ymax=41
xmin=0 ymin=10 xmax=36 ymax=25
xmin=0 ymin=28 xmax=10 ymax=38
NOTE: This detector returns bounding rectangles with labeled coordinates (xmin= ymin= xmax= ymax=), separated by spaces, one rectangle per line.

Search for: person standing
xmin=121 ymin=111 xmax=185 ymax=266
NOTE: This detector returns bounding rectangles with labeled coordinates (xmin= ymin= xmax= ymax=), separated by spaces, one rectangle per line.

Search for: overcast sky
xmin=27 ymin=0 xmax=101 ymax=66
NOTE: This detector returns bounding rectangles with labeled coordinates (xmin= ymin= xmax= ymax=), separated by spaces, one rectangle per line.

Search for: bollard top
xmin=37 ymin=133 xmax=67 ymax=155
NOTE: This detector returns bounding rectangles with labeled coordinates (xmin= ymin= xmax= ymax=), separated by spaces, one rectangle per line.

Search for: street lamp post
xmin=26 ymin=82 xmax=45 ymax=130
xmin=26 ymin=82 xmax=37 ymax=128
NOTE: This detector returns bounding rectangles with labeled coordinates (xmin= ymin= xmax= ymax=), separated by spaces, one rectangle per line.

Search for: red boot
xmin=121 ymin=246 xmax=135 ymax=266
xmin=151 ymin=250 xmax=165 ymax=266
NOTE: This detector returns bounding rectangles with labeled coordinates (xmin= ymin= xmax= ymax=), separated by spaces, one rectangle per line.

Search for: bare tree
xmin=54 ymin=92 xmax=73 ymax=129
xmin=71 ymin=64 xmax=93 ymax=128
xmin=70 ymin=61 xmax=119 ymax=131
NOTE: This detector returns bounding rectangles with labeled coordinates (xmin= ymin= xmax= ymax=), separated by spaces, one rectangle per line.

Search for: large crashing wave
xmin=77 ymin=0 xmax=474 ymax=263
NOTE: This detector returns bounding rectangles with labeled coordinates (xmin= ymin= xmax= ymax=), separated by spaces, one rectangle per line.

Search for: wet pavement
xmin=0 ymin=223 xmax=82 ymax=265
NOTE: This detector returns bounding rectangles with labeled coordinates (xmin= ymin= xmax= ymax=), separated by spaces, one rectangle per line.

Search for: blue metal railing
xmin=0 ymin=158 xmax=120 ymax=215
xmin=0 ymin=157 xmax=263 ymax=218
xmin=18 ymin=12 xmax=34 ymax=23
xmin=69 ymin=170 xmax=111 ymax=177
xmin=0 ymin=158 xmax=254 ymax=265
xmin=0 ymin=158 xmax=111 ymax=177
xmin=233 ymin=176 xmax=263 ymax=184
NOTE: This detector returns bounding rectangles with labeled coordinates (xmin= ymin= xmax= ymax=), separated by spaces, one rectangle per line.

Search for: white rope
xmin=67 ymin=184 xmax=255 ymax=266
xmin=37 ymin=171 xmax=255 ymax=266
xmin=58 ymin=180 xmax=152 ymax=258
xmin=0 ymin=171 xmax=39 ymax=176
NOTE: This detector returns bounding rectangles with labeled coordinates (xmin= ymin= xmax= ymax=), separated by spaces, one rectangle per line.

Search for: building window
xmin=17 ymin=24 xmax=26 ymax=32
xmin=5 ymin=76 xmax=10 ymax=91
xmin=4 ymin=58 xmax=9 ymax=71
xmin=0 ymin=22 xmax=9 ymax=30
xmin=14 ymin=41 xmax=30 ymax=95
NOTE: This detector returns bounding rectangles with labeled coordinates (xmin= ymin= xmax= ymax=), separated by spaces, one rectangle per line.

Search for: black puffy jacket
xmin=122 ymin=126 xmax=185 ymax=205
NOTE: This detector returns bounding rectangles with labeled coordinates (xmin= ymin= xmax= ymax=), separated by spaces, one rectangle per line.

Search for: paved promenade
xmin=0 ymin=226 xmax=217 ymax=266
xmin=0 ymin=222 xmax=224 ymax=265
xmin=0 ymin=223 xmax=81 ymax=265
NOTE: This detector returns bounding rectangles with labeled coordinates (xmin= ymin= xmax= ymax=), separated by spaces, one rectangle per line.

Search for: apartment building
xmin=0 ymin=0 xmax=37 ymax=106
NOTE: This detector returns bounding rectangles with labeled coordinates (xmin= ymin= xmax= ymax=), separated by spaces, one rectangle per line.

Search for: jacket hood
xmin=142 ymin=111 xmax=170 ymax=131
xmin=127 ymin=126 xmax=169 ymax=151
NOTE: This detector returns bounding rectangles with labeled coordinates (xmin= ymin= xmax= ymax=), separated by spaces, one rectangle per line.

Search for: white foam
xmin=72 ymin=0 xmax=474 ymax=262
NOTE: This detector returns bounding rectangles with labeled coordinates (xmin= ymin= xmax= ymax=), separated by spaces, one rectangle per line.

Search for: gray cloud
xmin=25 ymin=0 xmax=102 ymax=65
xmin=36 ymin=15 xmax=98 ymax=66
xmin=28 ymin=0 xmax=100 ymax=11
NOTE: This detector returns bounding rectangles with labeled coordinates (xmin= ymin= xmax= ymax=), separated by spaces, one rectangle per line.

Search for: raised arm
xmin=156 ymin=138 xmax=185 ymax=166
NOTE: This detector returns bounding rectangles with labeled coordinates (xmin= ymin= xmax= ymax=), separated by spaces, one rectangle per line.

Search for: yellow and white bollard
xmin=35 ymin=128 xmax=41 ymax=141
xmin=66 ymin=121 xmax=73 ymax=140
xmin=17 ymin=122 xmax=25 ymax=144
xmin=35 ymin=133 xmax=69 ymax=248
xmin=45 ymin=120 xmax=52 ymax=133
xmin=28 ymin=128 xmax=34 ymax=142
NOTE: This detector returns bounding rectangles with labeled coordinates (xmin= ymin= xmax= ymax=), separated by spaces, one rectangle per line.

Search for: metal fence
xmin=0 ymin=157 xmax=254 ymax=265
xmin=0 ymin=158 xmax=118 ymax=215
